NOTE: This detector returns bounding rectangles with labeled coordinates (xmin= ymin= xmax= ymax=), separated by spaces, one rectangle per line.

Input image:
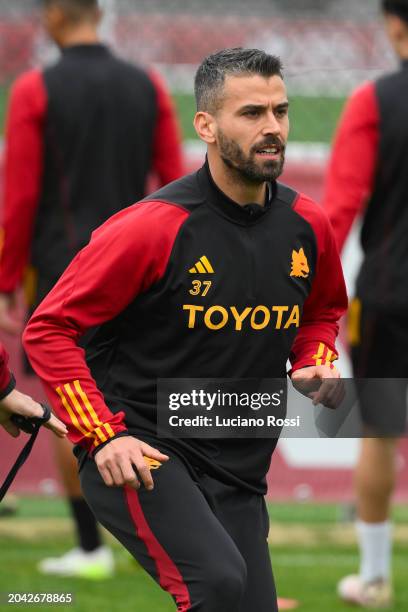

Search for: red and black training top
xmin=24 ymin=161 xmax=347 ymax=493
xmin=323 ymin=60 xmax=408 ymax=310
xmin=0 ymin=44 xmax=183 ymax=303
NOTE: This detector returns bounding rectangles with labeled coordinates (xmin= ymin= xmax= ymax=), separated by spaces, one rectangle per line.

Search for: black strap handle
xmin=0 ymin=404 xmax=51 ymax=503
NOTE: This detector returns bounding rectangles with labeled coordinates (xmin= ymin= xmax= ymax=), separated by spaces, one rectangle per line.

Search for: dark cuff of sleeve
xmin=90 ymin=430 xmax=130 ymax=458
xmin=0 ymin=373 xmax=16 ymax=401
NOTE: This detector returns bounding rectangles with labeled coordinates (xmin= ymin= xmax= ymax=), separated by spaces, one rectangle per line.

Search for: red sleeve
xmin=22 ymin=201 xmax=189 ymax=452
xmin=149 ymin=71 xmax=184 ymax=186
xmin=321 ymin=81 xmax=379 ymax=252
xmin=0 ymin=343 xmax=13 ymax=395
xmin=0 ymin=70 xmax=47 ymax=293
xmin=289 ymin=194 xmax=348 ymax=374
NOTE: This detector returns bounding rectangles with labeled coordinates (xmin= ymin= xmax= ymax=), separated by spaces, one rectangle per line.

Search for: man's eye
xmin=276 ymin=109 xmax=288 ymax=118
xmin=243 ymin=110 xmax=259 ymax=117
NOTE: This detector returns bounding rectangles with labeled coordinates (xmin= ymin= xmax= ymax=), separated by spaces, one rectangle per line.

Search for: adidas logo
xmin=189 ymin=256 xmax=214 ymax=274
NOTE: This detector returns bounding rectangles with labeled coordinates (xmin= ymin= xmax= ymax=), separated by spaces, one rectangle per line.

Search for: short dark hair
xmin=41 ymin=0 xmax=99 ymax=19
xmin=382 ymin=0 xmax=408 ymax=23
xmin=194 ymin=48 xmax=283 ymax=114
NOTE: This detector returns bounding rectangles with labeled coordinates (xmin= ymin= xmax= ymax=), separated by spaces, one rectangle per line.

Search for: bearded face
xmin=218 ymin=128 xmax=286 ymax=183
xmin=204 ymin=74 xmax=289 ymax=185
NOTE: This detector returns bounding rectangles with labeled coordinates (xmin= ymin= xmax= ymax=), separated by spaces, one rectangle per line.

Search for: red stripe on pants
xmin=125 ymin=486 xmax=192 ymax=611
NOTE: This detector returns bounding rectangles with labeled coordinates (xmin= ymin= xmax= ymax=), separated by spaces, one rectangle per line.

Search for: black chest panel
xmin=88 ymin=171 xmax=317 ymax=405
xmin=358 ymin=64 xmax=408 ymax=308
xmin=32 ymin=45 xmax=157 ymax=285
xmin=85 ymin=170 xmax=318 ymax=492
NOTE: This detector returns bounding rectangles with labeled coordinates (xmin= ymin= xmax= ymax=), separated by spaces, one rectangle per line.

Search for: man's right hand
xmin=0 ymin=389 xmax=68 ymax=438
xmin=95 ymin=436 xmax=169 ymax=491
xmin=0 ymin=292 xmax=24 ymax=335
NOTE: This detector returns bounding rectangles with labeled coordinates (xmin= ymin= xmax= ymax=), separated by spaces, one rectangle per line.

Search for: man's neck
xmin=59 ymin=26 xmax=100 ymax=48
xmin=207 ymin=152 xmax=267 ymax=207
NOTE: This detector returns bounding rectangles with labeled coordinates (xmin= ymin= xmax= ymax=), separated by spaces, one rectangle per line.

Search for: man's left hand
xmin=291 ymin=365 xmax=345 ymax=410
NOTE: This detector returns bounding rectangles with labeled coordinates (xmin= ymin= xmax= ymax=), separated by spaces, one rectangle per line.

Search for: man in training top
xmin=24 ymin=48 xmax=347 ymax=611
xmin=323 ymin=0 xmax=408 ymax=607
xmin=0 ymin=0 xmax=183 ymax=577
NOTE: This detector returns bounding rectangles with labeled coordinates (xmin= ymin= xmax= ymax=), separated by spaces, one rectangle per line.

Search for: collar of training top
xmin=62 ymin=43 xmax=110 ymax=57
xmin=198 ymin=158 xmax=275 ymax=226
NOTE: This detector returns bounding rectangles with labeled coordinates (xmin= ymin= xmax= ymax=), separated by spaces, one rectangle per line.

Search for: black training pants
xmin=80 ymin=447 xmax=277 ymax=612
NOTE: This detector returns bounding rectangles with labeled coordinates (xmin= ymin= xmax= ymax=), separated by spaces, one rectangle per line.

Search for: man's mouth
xmin=255 ymin=144 xmax=283 ymax=159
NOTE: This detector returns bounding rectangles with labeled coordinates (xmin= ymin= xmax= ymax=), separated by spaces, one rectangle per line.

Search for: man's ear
xmin=94 ymin=7 xmax=103 ymax=25
xmin=385 ymin=13 xmax=408 ymax=43
xmin=43 ymin=3 xmax=66 ymax=36
xmin=194 ymin=111 xmax=217 ymax=144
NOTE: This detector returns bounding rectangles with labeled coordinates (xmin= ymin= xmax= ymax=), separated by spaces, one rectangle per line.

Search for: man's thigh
xmin=80 ymin=450 xmax=247 ymax=611
xmin=350 ymin=306 xmax=408 ymax=435
xmin=351 ymin=305 xmax=408 ymax=378
xmin=199 ymin=472 xmax=278 ymax=612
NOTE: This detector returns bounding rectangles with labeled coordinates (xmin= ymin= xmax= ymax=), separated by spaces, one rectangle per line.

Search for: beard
xmin=217 ymin=129 xmax=285 ymax=184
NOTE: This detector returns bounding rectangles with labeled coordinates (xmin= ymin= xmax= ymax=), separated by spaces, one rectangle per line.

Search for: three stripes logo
xmin=189 ymin=255 xmax=214 ymax=274
xmin=56 ymin=380 xmax=115 ymax=448
xmin=312 ymin=342 xmax=337 ymax=367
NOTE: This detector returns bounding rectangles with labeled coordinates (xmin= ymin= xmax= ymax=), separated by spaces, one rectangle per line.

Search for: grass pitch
xmin=0 ymin=85 xmax=344 ymax=144
xmin=0 ymin=497 xmax=407 ymax=611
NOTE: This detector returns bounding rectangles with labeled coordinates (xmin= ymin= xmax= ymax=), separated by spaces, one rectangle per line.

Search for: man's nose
xmin=261 ymin=112 xmax=281 ymax=136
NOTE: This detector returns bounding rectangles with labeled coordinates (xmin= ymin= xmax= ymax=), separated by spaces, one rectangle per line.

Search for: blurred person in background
xmin=322 ymin=0 xmax=408 ymax=607
xmin=0 ymin=343 xmax=67 ymax=438
xmin=0 ymin=0 xmax=183 ymax=579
